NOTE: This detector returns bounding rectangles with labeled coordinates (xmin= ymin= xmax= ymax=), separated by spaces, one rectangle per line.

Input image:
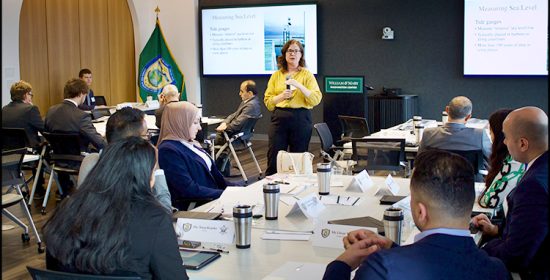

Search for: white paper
xmin=280 ymin=196 xmax=299 ymax=206
xmin=261 ymin=233 xmax=311 ymax=241
xmin=384 ymin=174 xmax=400 ymax=195
xmin=286 ymin=193 xmax=326 ymax=219
xmin=392 ymin=195 xmax=411 ymax=212
xmin=347 ymin=170 xmax=374 ymax=192
xmin=176 ymin=218 xmax=235 ymax=244
xmin=312 ymin=222 xmax=377 ymax=249
xmin=280 ymin=184 xmax=307 ymax=196
xmin=262 ymin=262 xmax=328 ymax=280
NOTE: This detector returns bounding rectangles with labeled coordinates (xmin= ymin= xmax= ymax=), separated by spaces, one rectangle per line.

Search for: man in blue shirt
xmin=323 ymin=150 xmax=508 ymax=279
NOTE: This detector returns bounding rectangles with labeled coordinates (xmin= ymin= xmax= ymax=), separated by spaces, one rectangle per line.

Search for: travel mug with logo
xmin=233 ymin=205 xmax=252 ymax=249
xmin=383 ymin=207 xmax=404 ymax=245
xmin=263 ymin=183 xmax=280 ymax=220
xmin=317 ymin=163 xmax=332 ymax=195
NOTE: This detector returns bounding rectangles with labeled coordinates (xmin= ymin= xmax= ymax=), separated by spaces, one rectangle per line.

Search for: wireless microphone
xmin=286 ymin=75 xmax=291 ymax=90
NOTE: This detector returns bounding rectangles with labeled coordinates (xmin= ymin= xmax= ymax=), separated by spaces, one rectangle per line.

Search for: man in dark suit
xmin=77 ymin=68 xmax=96 ymax=111
xmin=2 ymin=80 xmax=46 ymax=197
xmin=418 ymin=96 xmax=491 ymax=169
xmin=213 ymin=80 xmax=262 ymax=175
xmin=323 ymin=150 xmax=508 ymax=279
xmin=45 ymin=78 xmax=106 ymax=195
xmin=472 ymin=106 xmax=548 ymax=279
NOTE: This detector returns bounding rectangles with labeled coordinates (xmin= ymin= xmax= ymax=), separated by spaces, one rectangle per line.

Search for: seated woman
xmin=43 ymin=137 xmax=188 ymax=279
xmin=157 ymin=101 xmax=227 ymax=209
xmin=479 ymin=108 xmax=526 ymax=209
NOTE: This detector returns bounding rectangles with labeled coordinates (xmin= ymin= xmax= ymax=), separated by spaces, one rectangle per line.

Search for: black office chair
xmin=41 ymin=132 xmax=85 ymax=214
xmin=2 ymin=127 xmax=50 ymax=205
xmin=212 ymin=115 xmax=263 ymax=183
xmin=428 ymin=149 xmax=485 ymax=182
xmin=351 ymin=138 xmax=406 ymax=175
xmin=27 ymin=266 xmax=141 ymax=280
xmin=91 ymin=108 xmax=111 ymax=120
xmin=2 ymin=148 xmax=44 ymax=253
xmin=338 ymin=115 xmax=370 ymax=144
xmin=94 ymin=95 xmax=107 ymax=106
xmin=313 ymin=122 xmax=346 ymax=161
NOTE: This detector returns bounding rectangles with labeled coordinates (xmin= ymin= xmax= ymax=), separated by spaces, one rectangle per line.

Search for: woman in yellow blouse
xmin=264 ymin=39 xmax=322 ymax=175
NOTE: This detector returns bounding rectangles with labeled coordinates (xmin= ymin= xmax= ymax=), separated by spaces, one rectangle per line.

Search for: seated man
xmin=472 ymin=106 xmax=548 ymax=279
xmin=45 ymin=78 xmax=106 ymax=195
xmin=323 ymin=150 xmax=508 ymax=279
xmin=214 ymin=80 xmax=262 ymax=174
xmin=155 ymin=84 xmax=180 ymax=129
xmin=418 ymin=96 xmax=491 ymax=170
xmin=77 ymin=107 xmax=173 ymax=211
xmin=2 ymin=80 xmax=46 ymax=198
xmin=77 ymin=68 xmax=96 ymax=111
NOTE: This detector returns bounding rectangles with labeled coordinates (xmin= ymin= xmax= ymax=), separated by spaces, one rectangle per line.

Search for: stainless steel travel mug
xmin=263 ymin=183 xmax=280 ymax=220
xmin=317 ymin=163 xmax=332 ymax=195
xmin=412 ymin=116 xmax=422 ymax=129
xmin=415 ymin=124 xmax=424 ymax=144
xmin=233 ymin=205 xmax=252 ymax=249
xmin=383 ymin=207 xmax=404 ymax=245
xmin=442 ymin=111 xmax=448 ymax=124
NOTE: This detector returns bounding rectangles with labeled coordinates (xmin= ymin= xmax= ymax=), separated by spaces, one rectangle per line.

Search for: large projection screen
xmin=464 ymin=0 xmax=548 ymax=76
xmin=201 ymin=4 xmax=318 ymax=75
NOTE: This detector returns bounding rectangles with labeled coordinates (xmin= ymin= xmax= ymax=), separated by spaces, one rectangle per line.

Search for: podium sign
xmin=324 ymin=76 xmax=364 ymax=93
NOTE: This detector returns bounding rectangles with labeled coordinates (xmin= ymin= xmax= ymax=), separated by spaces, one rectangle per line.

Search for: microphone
xmin=286 ymin=75 xmax=291 ymax=90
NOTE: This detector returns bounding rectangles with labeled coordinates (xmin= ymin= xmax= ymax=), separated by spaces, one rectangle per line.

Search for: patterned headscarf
xmin=157 ymin=101 xmax=200 ymax=146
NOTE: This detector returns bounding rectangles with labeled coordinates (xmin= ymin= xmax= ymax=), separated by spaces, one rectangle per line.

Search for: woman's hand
xmin=471 ymin=214 xmax=499 ymax=237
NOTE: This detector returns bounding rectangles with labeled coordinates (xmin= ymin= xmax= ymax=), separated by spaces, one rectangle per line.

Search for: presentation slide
xmin=464 ymin=0 xmax=548 ymax=75
xmin=201 ymin=4 xmax=317 ymax=75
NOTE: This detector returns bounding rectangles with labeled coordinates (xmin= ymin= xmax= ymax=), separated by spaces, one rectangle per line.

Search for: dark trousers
xmin=265 ymin=108 xmax=312 ymax=176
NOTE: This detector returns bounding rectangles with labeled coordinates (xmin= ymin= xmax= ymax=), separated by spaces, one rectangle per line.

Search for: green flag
xmin=138 ymin=19 xmax=186 ymax=102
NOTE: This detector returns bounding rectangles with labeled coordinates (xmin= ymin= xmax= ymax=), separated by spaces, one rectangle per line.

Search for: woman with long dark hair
xmin=479 ymin=108 xmax=526 ymax=209
xmin=43 ymin=137 xmax=188 ymax=279
xmin=264 ymin=39 xmax=322 ymax=175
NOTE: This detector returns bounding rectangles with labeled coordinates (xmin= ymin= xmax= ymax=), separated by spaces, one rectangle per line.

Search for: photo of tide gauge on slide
xmin=264 ymin=12 xmax=306 ymax=71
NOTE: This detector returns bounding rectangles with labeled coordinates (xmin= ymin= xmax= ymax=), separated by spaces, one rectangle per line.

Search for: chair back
xmin=94 ymin=96 xmax=107 ymax=106
xmin=338 ymin=115 xmax=370 ymax=141
xmin=91 ymin=108 xmax=111 ymax=120
xmin=2 ymin=148 xmax=27 ymax=186
xmin=41 ymin=132 xmax=85 ymax=169
xmin=313 ymin=123 xmax=335 ymax=153
xmin=2 ymin=127 xmax=31 ymax=151
xmin=27 ymin=266 xmax=142 ymax=280
xmin=351 ymin=138 xmax=405 ymax=172
xmin=238 ymin=115 xmax=262 ymax=142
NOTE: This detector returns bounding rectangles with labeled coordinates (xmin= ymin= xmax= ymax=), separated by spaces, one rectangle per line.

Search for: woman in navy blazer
xmin=157 ymin=101 xmax=227 ymax=209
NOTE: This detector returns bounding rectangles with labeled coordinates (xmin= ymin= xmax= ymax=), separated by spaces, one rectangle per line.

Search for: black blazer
xmin=45 ymin=100 xmax=106 ymax=151
xmin=78 ymin=89 xmax=96 ymax=110
xmin=47 ymin=201 xmax=189 ymax=279
xmin=2 ymin=100 xmax=44 ymax=147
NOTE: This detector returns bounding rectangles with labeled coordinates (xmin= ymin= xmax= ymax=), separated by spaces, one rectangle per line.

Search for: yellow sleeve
xmin=264 ymin=71 xmax=284 ymax=111
xmin=301 ymin=70 xmax=322 ymax=107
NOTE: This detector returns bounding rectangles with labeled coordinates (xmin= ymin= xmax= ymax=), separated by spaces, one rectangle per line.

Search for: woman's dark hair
xmin=485 ymin=108 xmax=513 ymax=188
xmin=43 ymin=137 xmax=160 ymax=274
xmin=277 ymin=39 xmax=306 ymax=71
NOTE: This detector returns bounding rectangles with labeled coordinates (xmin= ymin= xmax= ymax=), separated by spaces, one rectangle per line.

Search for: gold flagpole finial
xmin=155 ymin=6 xmax=160 ymax=17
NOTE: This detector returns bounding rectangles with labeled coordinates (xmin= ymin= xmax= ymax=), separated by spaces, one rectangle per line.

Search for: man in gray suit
xmin=418 ymin=96 xmax=491 ymax=169
xmin=215 ymin=80 xmax=262 ymax=143
xmin=213 ymin=80 xmax=262 ymax=175
xmin=45 ymin=78 xmax=106 ymax=196
xmin=77 ymin=108 xmax=173 ymax=211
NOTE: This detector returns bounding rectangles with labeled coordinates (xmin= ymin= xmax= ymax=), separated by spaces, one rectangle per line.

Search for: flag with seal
xmin=138 ymin=18 xmax=186 ymax=102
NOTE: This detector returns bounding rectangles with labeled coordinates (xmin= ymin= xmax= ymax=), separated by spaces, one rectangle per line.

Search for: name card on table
xmin=374 ymin=174 xmax=400 ymax=196
xmin=176 ymin=218 xmax=235 ymax=244
xmin=347 ymin=170 xmax=374 ymax=192
xmin=286 ymin=193 xmax=326 ymax=219
xmin=312 ymin=222 xmax=377 ymax=249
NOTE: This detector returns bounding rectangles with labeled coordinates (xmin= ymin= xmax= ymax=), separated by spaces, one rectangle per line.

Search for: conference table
xmin=179 ymin=174 xmax=487 ymax=279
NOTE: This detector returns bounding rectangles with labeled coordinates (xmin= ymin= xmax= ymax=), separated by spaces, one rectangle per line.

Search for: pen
xmin=336 ymin=195 xmax=340 ymax=204
xmin=352 ymin=197 xmax=360 ymax=206
xmin=180 ymin=247 xmax=229 ymax=254
xmin=274 ymin=180 xmax=290 ymax=185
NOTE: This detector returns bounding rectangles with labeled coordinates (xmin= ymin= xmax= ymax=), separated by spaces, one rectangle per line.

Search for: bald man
xmin=155 ymin=84 xmax=180 ymax=128
xmin=418 ymin=96 xmax=491 ymax=179
xmin=472 ymin=106 xmax=548 ymax=279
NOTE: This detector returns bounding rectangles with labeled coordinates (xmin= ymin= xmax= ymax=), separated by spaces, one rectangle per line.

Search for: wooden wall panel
xmin=107 ymin=0 xmax=136 ymax=105
xmin=79 ymin=0 xmax=111 ymax=104
xmin=19 ymin=0 xmax=50 ymax=115
xmin=19 ymin=0 xmax=135 ymax=110
xmin=45 ymin=0 xmax=81 ymax=104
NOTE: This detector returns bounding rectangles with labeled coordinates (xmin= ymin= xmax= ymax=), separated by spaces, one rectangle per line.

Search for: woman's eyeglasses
xmin=286 ymin=49 xmax=301 ymax=54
